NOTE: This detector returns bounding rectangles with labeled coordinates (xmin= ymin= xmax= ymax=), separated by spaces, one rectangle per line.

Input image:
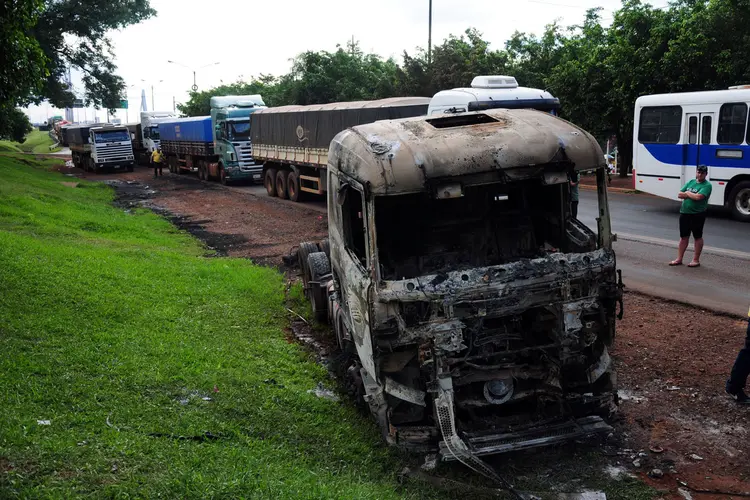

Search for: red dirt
xmin=66 ymin=163 xmax=750 ymax=498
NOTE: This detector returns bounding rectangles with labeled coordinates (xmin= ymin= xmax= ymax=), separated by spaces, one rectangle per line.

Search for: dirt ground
xmin=63 ymin=163 xmax=750 ymax=499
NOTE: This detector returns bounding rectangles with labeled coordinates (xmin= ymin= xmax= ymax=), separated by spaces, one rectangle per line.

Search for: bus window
xmin=638 ymin=106 xmax=682 ymax=144
xmin=717 ymin=102 xmax=747 ymax=145
xmin=688 ymin=116 xmax=698 ymax=144
xmin=701 ymin=116 xmax=712 ymax=144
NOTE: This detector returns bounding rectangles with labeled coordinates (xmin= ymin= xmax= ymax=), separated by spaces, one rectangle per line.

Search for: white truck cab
xmin=141 ymin=111 xmax=176 ymax=153
xmin=428 ymin=75 xmax=560 ymax=116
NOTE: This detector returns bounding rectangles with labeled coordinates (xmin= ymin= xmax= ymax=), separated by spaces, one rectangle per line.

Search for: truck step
xmin=439 ymin=416 xmax=612 ymax=460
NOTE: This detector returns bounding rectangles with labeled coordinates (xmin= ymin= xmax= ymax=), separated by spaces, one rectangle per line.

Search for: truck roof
xmin=329 ymin=108 xmax=605 ymax=195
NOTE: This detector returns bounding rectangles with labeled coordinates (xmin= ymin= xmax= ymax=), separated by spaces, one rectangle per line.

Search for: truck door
xmin=335 ymin=180 xmax=377 ymax=381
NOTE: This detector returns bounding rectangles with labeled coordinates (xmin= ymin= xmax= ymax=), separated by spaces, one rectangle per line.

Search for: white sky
xmin=24 ymin=0 xmax=651 ymax=124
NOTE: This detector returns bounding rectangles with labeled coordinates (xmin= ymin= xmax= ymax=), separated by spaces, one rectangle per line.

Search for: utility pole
xmin=173 ymin=96 xmax=176 ymax=112
xmin=151 ymin=85 xmax=155 ymax=112
xmin=428 ymin=0 xmax=433 ymax=66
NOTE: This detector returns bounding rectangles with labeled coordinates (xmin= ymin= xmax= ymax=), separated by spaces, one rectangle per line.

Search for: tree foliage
xmin=1 ymin=0 xmax=154 ymax=130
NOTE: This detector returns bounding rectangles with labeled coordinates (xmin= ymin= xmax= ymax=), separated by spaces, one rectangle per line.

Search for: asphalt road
xmin=579 ymin=189 xmax=750 ymax=316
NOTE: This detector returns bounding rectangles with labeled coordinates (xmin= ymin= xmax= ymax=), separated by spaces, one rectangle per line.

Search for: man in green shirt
xmin=669 ymin=165 xmax=712 ymax=268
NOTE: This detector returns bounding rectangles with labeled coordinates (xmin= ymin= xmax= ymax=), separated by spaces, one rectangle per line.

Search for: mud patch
xmin=169 ymin=214 xmax=248 ymax=257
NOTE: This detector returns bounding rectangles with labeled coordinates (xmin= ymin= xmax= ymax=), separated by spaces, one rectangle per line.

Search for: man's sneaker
xmin=725 ymin=387 xmax=750 ymax=405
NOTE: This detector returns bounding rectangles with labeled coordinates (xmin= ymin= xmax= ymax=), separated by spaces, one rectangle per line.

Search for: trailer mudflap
xmin=438 ymin=415 xmax=612 ymax=460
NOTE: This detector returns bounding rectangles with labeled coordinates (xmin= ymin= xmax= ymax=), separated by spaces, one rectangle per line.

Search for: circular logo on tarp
xmin=296 ymin=125 xmax=306 ymax=141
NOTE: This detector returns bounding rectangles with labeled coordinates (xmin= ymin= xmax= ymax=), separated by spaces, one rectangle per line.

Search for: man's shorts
xmin=679 ymin=212 xmax=707 ymax=239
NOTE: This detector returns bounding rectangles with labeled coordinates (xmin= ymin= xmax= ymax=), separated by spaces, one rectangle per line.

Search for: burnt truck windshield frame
xmin=374 ymin=180 xmax=597 ymax=280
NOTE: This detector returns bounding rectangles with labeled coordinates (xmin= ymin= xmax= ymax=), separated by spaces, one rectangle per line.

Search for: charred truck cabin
xmin=300 ymin=108 xmax=624 ymax=461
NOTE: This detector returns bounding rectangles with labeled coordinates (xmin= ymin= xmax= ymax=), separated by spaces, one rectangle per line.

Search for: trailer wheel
xmin=288 ymin=171 xmax=303 ymax=202
xmin=276 ymin=169 xmax=289 ymax=199
xmin=298 ymin=241 xmax=320 ymax=296
xmin=265 ymin=168 xmax=277 ymax=197
xmin=307 ymin=252 xmax=331 ymax=322
xmin=729 ymin=181 xmax=750 ymax=222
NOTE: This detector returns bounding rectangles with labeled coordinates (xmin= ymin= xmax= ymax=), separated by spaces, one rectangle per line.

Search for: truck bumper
xmin=226 ymin=164 xmax=263 ymax=181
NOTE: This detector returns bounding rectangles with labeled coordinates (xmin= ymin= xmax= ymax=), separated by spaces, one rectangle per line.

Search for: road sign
xmin=119 ymin=100 xmax=128 ymax=109
xmin=72 ymin=99 xmax=84 ymax=108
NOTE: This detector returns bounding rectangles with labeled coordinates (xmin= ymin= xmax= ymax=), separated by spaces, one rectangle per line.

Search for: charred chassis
xmin=299 ymin=108 xmax=624 ymax=461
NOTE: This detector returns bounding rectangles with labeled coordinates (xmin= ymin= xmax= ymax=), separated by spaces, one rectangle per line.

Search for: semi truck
xmin=251 ymin=97 xmax=431 ymax=201
xmin=159 ymin=95 xmax=266 ymax=184
xmin=68 ymin=123 xmax=135 ymax=173
xmin=297 ymin=107 xmax=624 ymax=465
xmin=139 ymin=111 xmax=176 ymax=164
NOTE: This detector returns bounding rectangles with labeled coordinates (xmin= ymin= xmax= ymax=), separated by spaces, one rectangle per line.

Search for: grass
xmin=0 ymin=129 xmax=60 ymax=155
xmin=0 ymin=153 xmax=446 ymax=499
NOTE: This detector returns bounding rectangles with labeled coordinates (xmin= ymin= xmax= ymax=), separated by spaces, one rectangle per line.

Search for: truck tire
xmin=298 ymin=241 xmax=320 ymax=295
xmin=220 ymin=165 xmax=230 ymax=186
xmin=265 ymin=168 xmax=277 ymax=197
xmin=318 ymin=238 xmax=330 ymax=259
xmin=288 ymin=171 xmax=303 ymax=202
xmin=276 ymin=169 xmax=289 ymax=199
xmin=307 ymin=252 xmax=331 ymax=322
xmin=729 ymin=181 xmax=750 ymax=222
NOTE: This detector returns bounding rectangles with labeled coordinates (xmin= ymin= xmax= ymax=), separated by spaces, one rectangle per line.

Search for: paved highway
xmin=579 ymin=189 xmax=750 ymax=316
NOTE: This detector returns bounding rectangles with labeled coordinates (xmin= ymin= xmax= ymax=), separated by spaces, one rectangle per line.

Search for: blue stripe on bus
xmin=644 ymin=144 xmax=750 ymax=169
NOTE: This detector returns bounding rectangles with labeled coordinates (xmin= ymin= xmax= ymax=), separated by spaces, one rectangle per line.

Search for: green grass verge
xmin=0 ymin=154 xmax=444 ymax=499
xmin=0 ymin=129 xmax=60 ymax=155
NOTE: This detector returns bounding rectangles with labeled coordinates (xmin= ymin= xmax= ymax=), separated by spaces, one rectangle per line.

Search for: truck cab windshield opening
xmin=94 ymin=130 xmax=130 ymax=143
xmin=375 ymin=181 xmax=598 ymax=280
xmin=228 ymin=121 xmax=250 ymax=141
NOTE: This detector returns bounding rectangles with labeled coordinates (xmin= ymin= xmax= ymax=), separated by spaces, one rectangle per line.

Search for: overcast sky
xmin=25 ymin=0 xmax=651 ymax=123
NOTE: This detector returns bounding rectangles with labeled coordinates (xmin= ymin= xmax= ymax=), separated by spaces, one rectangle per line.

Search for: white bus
xmin=633 ymin=86 xmax=750 ymax=222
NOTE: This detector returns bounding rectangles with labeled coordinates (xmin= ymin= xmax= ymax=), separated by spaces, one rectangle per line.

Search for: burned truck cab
xmin=314 ymin=108 xmax=623 ymax=460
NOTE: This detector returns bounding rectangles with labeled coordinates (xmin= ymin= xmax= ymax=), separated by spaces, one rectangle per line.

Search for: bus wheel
xmin=729 ymin=181 xmax=750 ymax=222
xmin=276 ymin=169 xmax=288 ymax=199
xmin=265 ymin=168 xmax=277 ymax=197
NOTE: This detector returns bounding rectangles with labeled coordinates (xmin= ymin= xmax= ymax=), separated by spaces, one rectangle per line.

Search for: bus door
xmin=683 ymin=112 xmax=714 ymax=184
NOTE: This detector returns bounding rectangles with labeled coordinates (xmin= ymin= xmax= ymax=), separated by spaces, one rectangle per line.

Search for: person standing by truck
xmin=150 ymin=147 xmax=164 ymax=178
xmin=669 ymin=165 xmax=712 ymax=268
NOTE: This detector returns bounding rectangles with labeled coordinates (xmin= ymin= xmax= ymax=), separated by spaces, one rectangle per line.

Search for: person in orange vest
xmin=150 ymin=147 xmax=164 ymax=178
xmin=726 ymin=305 xmax=750 ymax=404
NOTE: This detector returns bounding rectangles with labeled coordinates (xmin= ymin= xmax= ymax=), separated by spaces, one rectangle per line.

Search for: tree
xmin=0 ymin=0 xmax=48 ymax=135
xmin=1 ymin=0 xmax=155 ymax=125
xmin=178 ymin=75 xmax=288 ymax=117
xmin=0 ymin=109 xmax=34 ymax=143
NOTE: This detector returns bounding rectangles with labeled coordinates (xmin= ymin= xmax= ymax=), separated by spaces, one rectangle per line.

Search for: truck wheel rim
xmin=737 ymin=187 xmax=750 ymax=216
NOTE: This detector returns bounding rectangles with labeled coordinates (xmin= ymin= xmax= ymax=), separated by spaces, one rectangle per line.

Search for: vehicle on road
xmin=298 ymin=108 xmax=624 ymax=462
xmin=159 ymin=95 xmax=266 ymax=184
xmin=68 ymin=123 xmax=135 ymax=173
xmin=251 ymin=97 xmax=431 ymax=201
xmin=634 ymin=87 xmax=750 ymax=222
xmin=138 ymin=111 xmax=176 ymax=164
xmin=427 ymin=75 xmax=560 ymax=116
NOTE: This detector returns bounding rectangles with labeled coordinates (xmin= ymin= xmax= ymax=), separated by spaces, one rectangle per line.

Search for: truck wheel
xmin=220 ymin=167 xmax=229 ymax=186
xmin=298 ymin=241 xmax=320 ymax=296
xmin=265 ymin=168 xmax=277 ymax=197
xmin=198 ymin=164 xmax=205 ymax=181
xmin=276 ymin=170 xmax=289 ymax=199
xmin=288 ymin=171 xmax=303 ymax=202
xmin=729 ymin=181 xmax=750 ymax=222
xmin=318 ymin=238 xmax=330 ymax=259
xmin=307 ymin=252 xmax=331 ymax=322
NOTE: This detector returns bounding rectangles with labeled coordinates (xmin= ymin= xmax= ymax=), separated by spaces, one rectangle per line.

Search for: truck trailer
xmin=251 ymin=97 xmax=431 ymax=201
xmin=159 ymin=95 xmax=265 ymax=184
xmin=68 ymin=123 xmax=135 ymax=173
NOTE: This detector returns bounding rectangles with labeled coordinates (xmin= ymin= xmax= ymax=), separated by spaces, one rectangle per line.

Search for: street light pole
xmin=168 ymin=60 xmax=220 ymax=92
xmin=428 ymin=0 xmax=433 ymax=66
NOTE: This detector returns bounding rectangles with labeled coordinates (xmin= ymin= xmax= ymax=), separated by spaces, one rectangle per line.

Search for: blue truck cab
xmin=210 ymin=95 xmax=266 ymax=182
